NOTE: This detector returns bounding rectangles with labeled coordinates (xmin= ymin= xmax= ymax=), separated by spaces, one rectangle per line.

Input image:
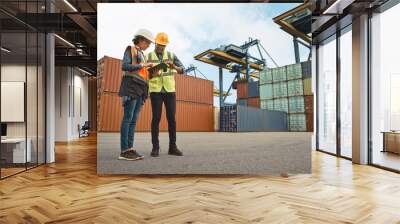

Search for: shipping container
xmin=175 ymin=74 xmax=213 ymax=105
xmin=97 ymin=56 xmax=123 ymax=93
xmin=273 ymin=82 xmax=288 ymax=98
xmin=286 ymin=63 xmax=302 ymax=80
xmin=288 ymin=96 xmax=305 ymax=113
xmin=260 ymin=99 xmax=274 ymax=110
xmin=287 ymin=79 xmax=304 ymax=96
xmin=220 ymin=105 xmax=288 ymax=132
xmin=303 ymin=78 xmax=312 ymax=96
xmin=260 ymin=69 xmax=273 ymax=85
xmin=247 ymin=97 xmax=260 ymax=108
xmin=248 ymin=81 xmax=260 ymax=98
xmin=236 ymin=81 xmax=248 ymax=99
xmin=273 ymin=98 xmax=289 ymax=113
xmin=289 ymin=114 xmax=307 ymax=132
xmin=237 ymin=99 xmax=248 ymax=106
xmin=214 ymin=107 xmax=220 ymax=131
xmin=98 ymin=93 xmax=214 ymax=132
xmin=272 ymin=66 xmax=287 ymax=82
xmin=301 ymin=61 xmax=312 ymax=78
xmin=260 ymin=83 xmax=273 ymax=100
xmin=98 ymin=56 xmax=214 ymax=105
xmin=304 ymin=95 xmax=314 ymax=114
xmin=306 ymin=112 xmax=313 ymax=132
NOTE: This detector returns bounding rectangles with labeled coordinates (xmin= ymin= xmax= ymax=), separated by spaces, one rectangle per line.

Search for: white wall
xmin=55 ymin=67 xmax=89 ymax=141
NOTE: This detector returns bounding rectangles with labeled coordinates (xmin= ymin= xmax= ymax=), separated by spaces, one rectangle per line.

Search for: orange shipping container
xmin=97 ymin=56 xmax=123 ymax=93
xmin=306 ymin=112 xmax=313 ymax=132
xmin=236 ymin=81 xmax=248 ymax=99
xmin=247 ymin=97 xmax=260 ymax=108
xmin=98 ymin=56 xmax=214 ymax=105
xmin=98 ymin=93 xmax=214 ymax=132
xmin=304 ymin=95 xmax=313 ymax=114
xmin=175 ymin=74 xmax=213 ymax=105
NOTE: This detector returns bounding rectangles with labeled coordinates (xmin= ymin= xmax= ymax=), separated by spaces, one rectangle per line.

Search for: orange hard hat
xmin=155 ymin=32 xmax=169 ymax=46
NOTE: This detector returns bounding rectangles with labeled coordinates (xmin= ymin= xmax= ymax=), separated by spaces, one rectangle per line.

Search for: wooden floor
xmin=1 ymin=134 xmax=400 ymax=223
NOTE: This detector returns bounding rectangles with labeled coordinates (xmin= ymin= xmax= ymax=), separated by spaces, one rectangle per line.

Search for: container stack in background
xmin=220 ymin=105 xmax=288 ymax=132
xmin=97 ymin=56 xmax=214 ymax=132
xmin=259 ymin=61 xmax=313 ymax=132
xmin=219 ymin=79 xmax=287 ymax=132
xmin=236 ymin=80 xmax=260 ymax=108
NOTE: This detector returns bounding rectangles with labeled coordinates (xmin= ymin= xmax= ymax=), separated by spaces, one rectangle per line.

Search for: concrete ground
xmin=97 ymin=132 xmax=312 ymax=175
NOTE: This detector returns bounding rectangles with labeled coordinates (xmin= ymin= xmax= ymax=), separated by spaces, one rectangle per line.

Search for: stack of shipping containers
xmin=220 ymin=105 xmax=288 ymax=132
xmin=97 ymin=56 xmax=214 ymax=132
xmin=219 ymin=79 xmax=287 ymax=132
xmin=236 ymin=80 xmax=260 ymax=108
xmin=259 ymin=61 xmax=313 ymax=132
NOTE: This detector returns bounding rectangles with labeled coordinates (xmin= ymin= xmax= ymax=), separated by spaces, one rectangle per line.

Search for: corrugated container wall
xmin=301 ymin=61 xmax=312 ymax=78
xmin=98 ymin=93 xmax=214 ymax=132
xmin=220 ymin=105 xmax=287 ymax=132
xmin=214 ymin=107 xmax=220 ymax=131
xmin=247 ymin=97 xmax=260 ymax=108
xmin=97 ymin=56 xmax=123 ymax=93
xmin=260 ymin=69 xmax=273 ymax=85
xmin=286 ymin=63 xmax=302 ymax=80
xmin=260 ymin=84 xmax=273 ymax=100
xmin=287 ymin=79 xmax=304 ymax=96
xmin=237 ymin=99 xmax=248 ymax=106
xmin=248 ymin=81 xmax=259 ymax=98
xmin=303 ymin=78 xmax=312 ymax=96
xmin=236 ymin=81 xmax=248 ymax=99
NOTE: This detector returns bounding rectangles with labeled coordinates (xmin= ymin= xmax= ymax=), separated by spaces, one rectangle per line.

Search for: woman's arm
xmin=121 ymin=47 xmax=143 ymax=72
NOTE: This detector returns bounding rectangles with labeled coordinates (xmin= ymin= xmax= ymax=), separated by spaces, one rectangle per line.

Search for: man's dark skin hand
xmin=167 ymin=62 xmax=183 ymax=74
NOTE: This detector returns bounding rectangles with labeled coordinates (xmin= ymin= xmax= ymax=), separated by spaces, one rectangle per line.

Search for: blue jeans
xmin=120 ymin=96 xmax=143 ymax=152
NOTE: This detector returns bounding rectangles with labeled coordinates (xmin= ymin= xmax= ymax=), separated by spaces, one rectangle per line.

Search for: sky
xmin=97 ymin=3 xmax=310 ymax=105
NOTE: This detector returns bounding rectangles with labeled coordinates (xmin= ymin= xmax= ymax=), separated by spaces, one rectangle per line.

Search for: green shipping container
xmin=288 ymin=96 xmax=305 ymax=113
xmin=286 ymin=63 xmax=302 ymax=80
xmin=289 ymin=114 xmax=306 ymax=131
xmin=273 ymin=82 xmax=288 ymax=98
xmin=303 ymin=78 xmax=312 ymax=95
xmin=260 ymin=83 xmax=273 ymax=100
xmin=272 ymin=67 xmax=287 ymax=82
xmin=237 ymin=99 xmax=247 ymax=106
xmin=287 ymin=79 xmax=304 ymax=96
xmin=260 ymin=99 xmax=274 ymax=110
xmin=273 ymin=98 xmax=288 ymax=113
xmin=260 ymin=69 xmax=273 ymax=85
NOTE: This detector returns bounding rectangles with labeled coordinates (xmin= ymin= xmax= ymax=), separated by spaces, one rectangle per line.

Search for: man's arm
xmin=172 ymin=54 xmax=184 ymax=74
xmin=122 ymin=47 xmax=143 ymax=72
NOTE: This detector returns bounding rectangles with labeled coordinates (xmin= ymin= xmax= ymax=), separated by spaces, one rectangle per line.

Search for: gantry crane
xmin=194 ymin=38 xmax=278 ymax=106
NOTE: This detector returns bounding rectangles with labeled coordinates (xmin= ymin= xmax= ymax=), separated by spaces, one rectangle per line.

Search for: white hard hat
xmin=134 ymin=29 xmax=154 ymax=43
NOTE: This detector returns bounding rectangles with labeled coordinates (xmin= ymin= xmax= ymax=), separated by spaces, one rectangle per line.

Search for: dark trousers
xmin=150 ymin=92 xmax=176 ymax=148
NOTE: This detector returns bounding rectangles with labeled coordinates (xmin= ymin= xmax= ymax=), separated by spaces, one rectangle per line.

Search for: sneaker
xmin=118 ymin=150 xmax=144 ymax=161
xmin=151 ymin=146 xmax=160 ymax=157
xmin=168 ymin=145 xmax=183 ymax=156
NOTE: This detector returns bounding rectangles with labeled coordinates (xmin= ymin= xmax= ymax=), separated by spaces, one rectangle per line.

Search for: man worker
xmin=147 ymin=32 xmax=184 ymax=157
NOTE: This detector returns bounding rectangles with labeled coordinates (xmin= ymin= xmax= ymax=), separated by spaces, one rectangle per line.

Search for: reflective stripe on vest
xmin=124 ymin=46 xmax=149 ymax=81
xmin=147 ymin=50 xmax=176 ymax=93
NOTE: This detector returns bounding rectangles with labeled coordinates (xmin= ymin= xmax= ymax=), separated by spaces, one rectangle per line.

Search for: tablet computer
xmin=148 ymin=62 xmax=168 ymax=74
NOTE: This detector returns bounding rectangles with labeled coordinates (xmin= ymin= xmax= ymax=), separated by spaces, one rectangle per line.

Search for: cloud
xmin=98 ymin=3 xmax=309 ymax=104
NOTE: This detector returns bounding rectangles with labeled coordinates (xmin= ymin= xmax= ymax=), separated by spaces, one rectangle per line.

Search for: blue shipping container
xmin=219 ymin=105 xmax=288 ymax=132
xmin=248 ymin=81 xmax=260 ymax=98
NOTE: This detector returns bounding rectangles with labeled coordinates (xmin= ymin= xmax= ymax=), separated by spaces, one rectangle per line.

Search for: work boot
xmin=168 ymin=145 xmax=183 ymax=156
xmin=118 ymin=149 xmax=144 ymax=161
xmin=151 ymin=146 xmax=160 ymax=157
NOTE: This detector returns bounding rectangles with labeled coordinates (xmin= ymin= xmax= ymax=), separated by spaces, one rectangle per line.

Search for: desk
xmin=382 ymin=131 xmax=400 ymax=154
xmin=1 ymin=138 xmax=31 ymax=163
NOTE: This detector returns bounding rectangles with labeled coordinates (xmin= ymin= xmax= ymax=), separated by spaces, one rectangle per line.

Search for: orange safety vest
xmin=130 ymin=46 xmax=149 ymax=81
